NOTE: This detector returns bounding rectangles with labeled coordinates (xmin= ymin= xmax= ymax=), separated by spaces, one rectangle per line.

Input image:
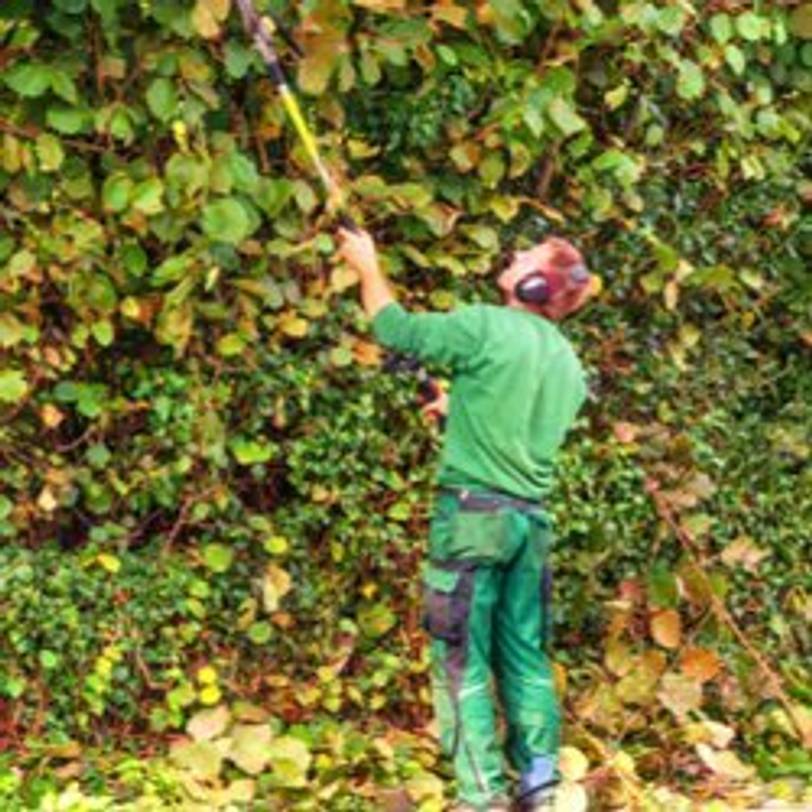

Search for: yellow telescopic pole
xmin=234 ymin=0 xmax=352 ymax=225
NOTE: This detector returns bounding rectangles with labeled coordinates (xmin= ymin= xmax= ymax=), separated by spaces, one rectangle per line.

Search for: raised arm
xmin=336 ymin=227 xmax=485 ymax=372
xmin=336 ymin=227 xmax=395 ymax=319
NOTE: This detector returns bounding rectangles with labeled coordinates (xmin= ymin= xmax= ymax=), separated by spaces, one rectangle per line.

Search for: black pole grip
xmin=336 ymin=213 xmax=361 ymax=233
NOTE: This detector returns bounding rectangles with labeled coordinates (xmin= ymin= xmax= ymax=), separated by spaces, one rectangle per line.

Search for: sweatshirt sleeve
xmin=372 ymin=302 xmax=486 ymax=372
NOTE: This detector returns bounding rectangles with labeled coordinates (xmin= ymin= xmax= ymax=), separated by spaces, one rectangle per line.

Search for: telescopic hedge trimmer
xmin=234 ymin=0 xmax=358 ymax=232
xmin=234 ymin=0 xmax=443 ymax=416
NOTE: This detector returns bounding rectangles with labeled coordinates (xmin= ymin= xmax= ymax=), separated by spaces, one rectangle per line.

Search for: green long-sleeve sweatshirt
xmin=372 ymin=302 xmax=587 ymax=501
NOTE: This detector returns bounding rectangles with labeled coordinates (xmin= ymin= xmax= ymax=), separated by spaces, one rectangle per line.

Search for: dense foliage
xmin=0 ymin=0 xmax=810 ymax=808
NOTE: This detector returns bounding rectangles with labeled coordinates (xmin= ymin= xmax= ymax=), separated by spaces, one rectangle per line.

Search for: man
xmin=336 ymin=226 xmax=596 ymax=812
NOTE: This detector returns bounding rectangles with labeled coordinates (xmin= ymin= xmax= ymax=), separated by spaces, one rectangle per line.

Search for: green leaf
xmin=202 ymin=543 xmax=234 ymax=574
xmin=0 ymin=496 xmax=13 ymax=521
xmin=724 ymin=44 xmax=746 ymax=76
xmin=50 ymin=71 xmax=78 ymax=104
xmin=230 ymin=437 xmax=274 ymax=465
xmin=0 ymin=369 xmax=28 ymax=403
xmin=548 ymin=97 xmax=587 ymax=137
xmin=736 ymin=12 xmax=766 ymax=42
xmin=151 ymin=254 xmax=193 ymax=287
xmin=217 ymin=333 xmax=246 ymax=357
xmin=91 ymin=320 xmax=114 ymax=347
xmin=656 ymin=6 xmax=686 ymax=36
xmin=3 ymin=62 xmax=52 ymax=97
xmin=35 ymin=133 xmax=64 ymax=172
xmin=709 ymin=13 xmax=732 ymax=44
xmin=676 ymin=60 xmax=705 ymax=100
xmin=357 ymin=602 xmax=397 ymax=638
xmin=40 ymin=650 xmax=60 ymax=670
xmin=224 ymin=41 xmax=256 ymax=79
xmin=130 ymin=178 xmax=165 ymax=215
xmin=201 ymin=198 xmax=252 ymax=245
xmin=478 ymin=152 xmax=505 ymax=189
xmin=102 ymin=173 xmax=133 ymax=213
xmin=248 ymin=622 xmax=271 ymax=644
xmin=46 ymin=105 xmax=90 ymax=134
xmin=146 ymin=78 xmax=178 ymax=122
xmin=266 ymin=736 xmax=312 ymax=788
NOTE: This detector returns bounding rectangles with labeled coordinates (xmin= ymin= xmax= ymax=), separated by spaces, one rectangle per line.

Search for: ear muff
xmin=515 ymin=272 xmax=551 ymax=304
xmin=515 ymin=264 xmax=590 ymax=305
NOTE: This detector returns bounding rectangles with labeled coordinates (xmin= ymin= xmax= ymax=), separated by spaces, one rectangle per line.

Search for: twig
xmin=646 ymin=478 xmax=811 ymax=748
xmin=0 ymin=117 xmax=109 ymax=154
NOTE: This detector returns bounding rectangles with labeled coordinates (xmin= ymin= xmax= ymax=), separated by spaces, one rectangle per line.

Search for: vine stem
xmin=646 ymin=477 xmax=811 ymax=749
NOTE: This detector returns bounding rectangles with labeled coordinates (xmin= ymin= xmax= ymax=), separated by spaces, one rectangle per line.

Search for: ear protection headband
xmin=515 ymin=264 xmax=590 ymax=305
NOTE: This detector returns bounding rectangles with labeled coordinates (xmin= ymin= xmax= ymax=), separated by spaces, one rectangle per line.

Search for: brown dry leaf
xmin=431 ymin=0 xmax=469 ymax=29
xmin=615 ymin=650 xmax=666 ymax=706
xmin=696 ymin=744 xmax=755 ymax=780
xmin=651 ymin=609 xmax=682 ymax=649
xmin=657 ymin=671 xmax=703 ymax=718
xmin=352 ymin=0 xmax=405 ymax=8
xmin=353 ymin=339 xmax=382 ymax=367
xmin=680 ymin=646 xmax=722 ymax=683
xmin=720 ymin=536 xmax=769 ymax=572
xmin=613 ymin=421 xmax=640 ymax=444
xmin=298 ymin=31 xmax=348 ymax=95
xmin=40 ymin=403 xmax=64 ymax=428
xmin=686 ymin=471 xmax=716 ymax=500
xmin=604 ymin=638 xmax=634 ymax=678
xmin=187 ymin=704 xmax=231 ymax=742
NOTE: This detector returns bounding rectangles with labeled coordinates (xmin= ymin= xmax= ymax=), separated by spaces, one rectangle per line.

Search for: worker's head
xmin=497 ymin=237 xmax=596 ymax=320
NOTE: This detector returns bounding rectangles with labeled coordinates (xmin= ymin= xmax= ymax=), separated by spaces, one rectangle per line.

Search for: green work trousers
xmin=422 ymin=490 xmax=560 ymax=810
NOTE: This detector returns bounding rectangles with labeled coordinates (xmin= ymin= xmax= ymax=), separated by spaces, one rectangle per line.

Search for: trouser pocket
xmin=422 ymin=560 xmax=476 ymax=647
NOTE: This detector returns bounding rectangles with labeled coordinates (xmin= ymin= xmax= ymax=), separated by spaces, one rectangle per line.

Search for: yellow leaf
xmin=279 ymin=313 xmax=309 ymax=339
xmin=651 ymin=609 xmax=682 ymax=649
xmin=197 ymin=666 xmax=218 ymax=685
xmin=198 ymin=684 xmax=222 ymax=706
xmin=97 ymin=553 xmax=121 ymax=574
xmin=554 ymin=782 xmax=589 ymax=812
xmin=192 ymin=0 xmax=230 ymax=39
xmin=559 ymin=746 xmax=589 ymax=781
xmin=262 ymin=564 xmax=292 ymax=613
xmin=37 ymin=486 xmax=58 ymax=513
xmin=330 ymin=265 xmax=359 ymax=293
xmin=664 ymin=279 xmax=679 ymax=311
